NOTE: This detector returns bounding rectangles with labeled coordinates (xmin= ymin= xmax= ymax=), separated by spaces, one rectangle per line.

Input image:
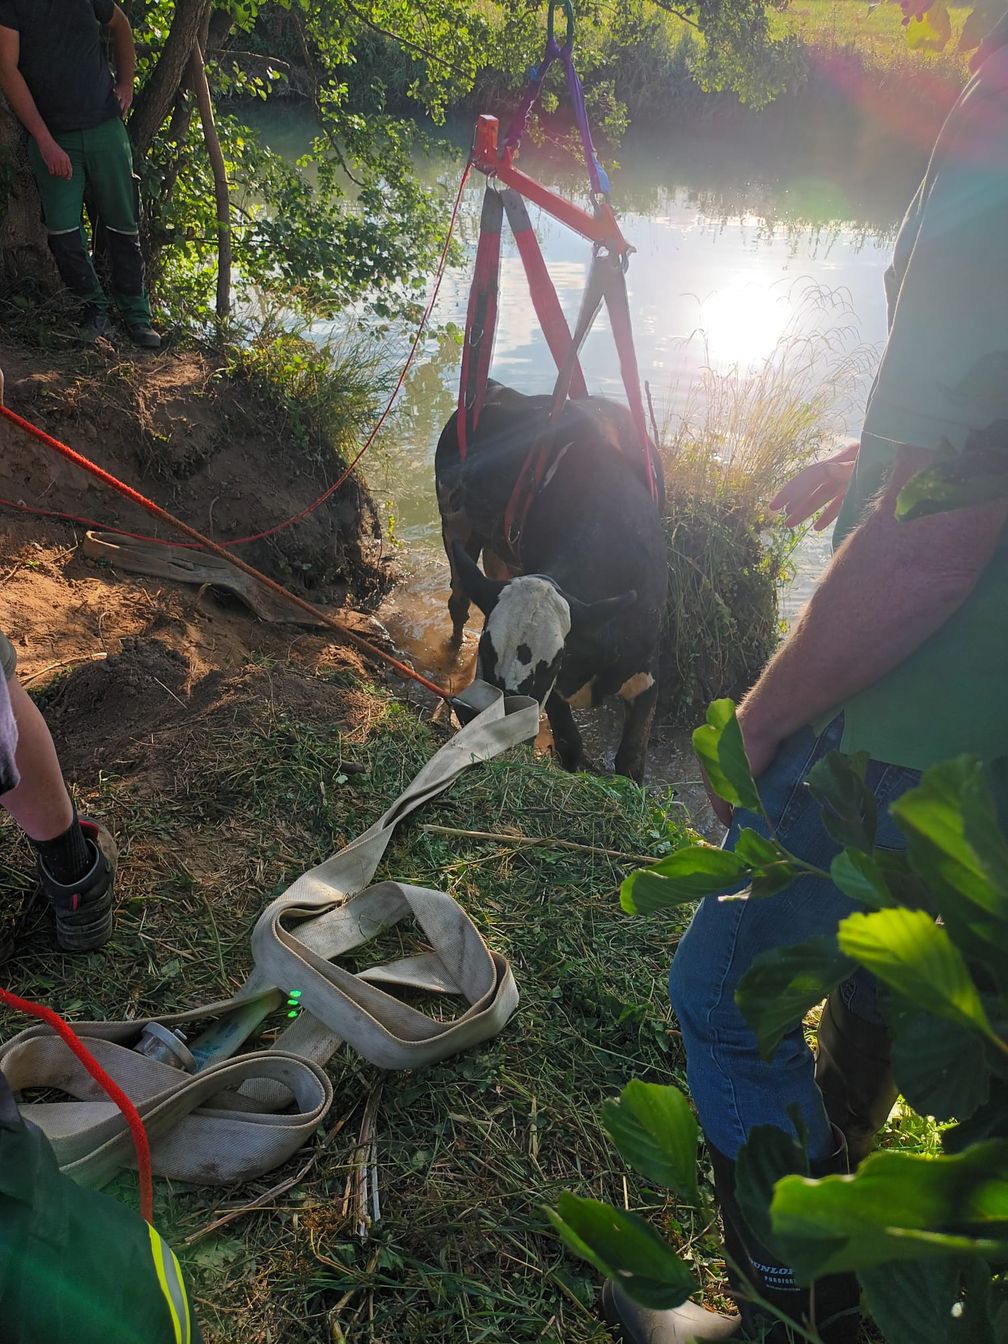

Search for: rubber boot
xmin=815 ymin=992 xmax=898 ymax=1169
xmin=709 ymin=1136 xmax=860 ymax=1344
xmin=601 ymin=1280 xmax=740 ymax=1343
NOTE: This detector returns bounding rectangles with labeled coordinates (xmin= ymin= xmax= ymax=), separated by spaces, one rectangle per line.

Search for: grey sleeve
xmin=93 ymin=0 xmax=115 ymax=24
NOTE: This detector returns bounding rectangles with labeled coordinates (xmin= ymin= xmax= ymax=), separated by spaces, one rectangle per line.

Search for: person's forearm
xmin=111 ymin=17 xmax=135 ymax=87
xmin=0 ymin=67 xmax=53 ymax=143
xmin=740 ymin=455 xmax=1008 ymax=768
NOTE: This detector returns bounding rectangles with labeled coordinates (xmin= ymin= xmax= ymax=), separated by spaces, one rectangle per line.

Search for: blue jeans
xmin=668 ymin=717 xmax=920 ymax=1163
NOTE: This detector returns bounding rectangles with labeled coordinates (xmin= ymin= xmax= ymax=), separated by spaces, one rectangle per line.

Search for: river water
xmin=240 ymin=104 xmax=924 ymax=795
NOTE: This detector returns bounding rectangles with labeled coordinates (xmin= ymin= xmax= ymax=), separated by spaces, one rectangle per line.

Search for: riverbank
xmin=0 ymin=385 xmax=700 ymax=1342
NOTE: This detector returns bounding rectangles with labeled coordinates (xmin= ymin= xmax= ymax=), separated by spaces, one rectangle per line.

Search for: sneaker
xmin=37 ymin=818 xmax=118 ymax=952
xmin=128 ymin=323 xmax=161 ymax=350
xmin=79 ymin=307 xmax=117 ymax=345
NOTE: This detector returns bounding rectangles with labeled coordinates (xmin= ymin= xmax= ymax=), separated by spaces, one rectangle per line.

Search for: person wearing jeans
xmin=0 ymin=0 xmax=160 ymax=349
xmin=604 ymin=10 xmax=1008 ymax=1344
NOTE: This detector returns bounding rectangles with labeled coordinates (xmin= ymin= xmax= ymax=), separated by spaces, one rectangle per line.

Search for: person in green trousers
xmin=0 ymin=0 xmax=160 ymax=349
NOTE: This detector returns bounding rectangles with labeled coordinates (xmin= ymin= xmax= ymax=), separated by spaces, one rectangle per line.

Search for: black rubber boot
xmin=36 ymin=817 xmax=117 ymax=951
xmin=709 ymin=1137 xmax=860 ymax=1344
xmin=815 ymin=992 xmax=898 ymax=1169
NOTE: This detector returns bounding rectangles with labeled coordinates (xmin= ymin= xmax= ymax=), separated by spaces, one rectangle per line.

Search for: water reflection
xmin=238 ymin=101 xmax=916 ymax=643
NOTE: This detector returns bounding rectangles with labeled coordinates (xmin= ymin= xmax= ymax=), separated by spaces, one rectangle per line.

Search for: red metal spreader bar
xmin=470 ymin=116 xmax=630 ymax=258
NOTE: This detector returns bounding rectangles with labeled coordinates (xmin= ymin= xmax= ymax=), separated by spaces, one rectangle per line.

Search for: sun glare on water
xmin=695 ymin=276 xmax=793 ymax=370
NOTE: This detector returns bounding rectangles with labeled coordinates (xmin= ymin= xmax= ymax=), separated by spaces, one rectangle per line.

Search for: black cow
xmin=435 ymin=382 xmax=667 ymax=782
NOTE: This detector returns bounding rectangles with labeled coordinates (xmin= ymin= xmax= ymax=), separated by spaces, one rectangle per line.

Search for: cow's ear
xmin=452 ymin=540 xmax=507 ymax=616
xmin=567 ymin=589 xmax=637 ymax=632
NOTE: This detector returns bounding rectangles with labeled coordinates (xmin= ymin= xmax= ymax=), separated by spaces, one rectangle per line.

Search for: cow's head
xmin=453 ymin=543 xmax=635 ymax=705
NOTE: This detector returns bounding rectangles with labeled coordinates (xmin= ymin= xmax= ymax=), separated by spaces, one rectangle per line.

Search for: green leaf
xmin=830 ymin=848 xmax=897 ymax=908
xmin=735 ymin=829 xmax=800 ymax=898
xmin=943 ymin=1077 xmax=1008 ymax=1154
xmin=896 ymin=423 xmax=1008 ymax=521
xmin=891 ymin=760 xmax=1008 ymax=933
xmin=888 ymin=1003 xmax=991 ymax=1123
xmin=772 ymin=1142 xmax=1008 ymax=1279
xmin=806 ymin=751 xmax=876 ymax=851
xmin=837 ymin=909 xmax=996 ymax=1043
xmin=546 ymin=1193 xmax=699 ymax=1310
xmin=601 ymin=1081 xmax=700 ymax=1204
xmin=620 ymin=848 xmax=749 ymax=914
xmin=735 ymin=1124 xmax=807 ymax=1255
xmin=692 ymin=700 xmax=761 ymax=814
xmin=905 ymin=0 xmax=952 ymax=50
xmin=736 ymin=937 xmax=855 ymax=1060
xmin=860 ymin=1256 xmax=995 ymax=1344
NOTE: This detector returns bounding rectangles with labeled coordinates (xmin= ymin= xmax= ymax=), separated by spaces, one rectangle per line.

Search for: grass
xmin=774 ymin=0 xmax=972 ymax=71
xmin=0 ymin=662 xmax=715 ymax=1344
xmin=656 ymin=289 xmax=877 ymax=719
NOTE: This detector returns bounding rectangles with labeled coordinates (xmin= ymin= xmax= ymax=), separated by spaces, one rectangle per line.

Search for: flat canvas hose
xmin=0 ymin=685 xmax=538 ymax=1188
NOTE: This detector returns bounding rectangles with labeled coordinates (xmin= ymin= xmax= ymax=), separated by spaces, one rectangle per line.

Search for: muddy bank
xmin=0 ymin=340 xmax=393 ymax=610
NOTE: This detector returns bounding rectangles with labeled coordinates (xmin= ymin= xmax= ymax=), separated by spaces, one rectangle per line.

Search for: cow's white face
xmin=477 ymin=577 xmax=571 ymax=704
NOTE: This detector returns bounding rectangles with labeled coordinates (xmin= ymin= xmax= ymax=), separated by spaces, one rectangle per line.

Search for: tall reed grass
xmin=657 ymin=285 xmax=878 ymax=720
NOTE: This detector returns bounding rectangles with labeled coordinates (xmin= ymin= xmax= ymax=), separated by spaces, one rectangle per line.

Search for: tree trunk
xmin=189 ymin=41 xmax=231 ymax=320
xmin=0 ymin=100 xmax=55 ymax=291
xmin=128 ymin=0 xmax=212 ymax=160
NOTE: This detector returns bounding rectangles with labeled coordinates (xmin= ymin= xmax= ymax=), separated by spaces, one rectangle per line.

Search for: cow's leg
xmin=443 ymin=526 xmax=482 ymax=646
xmin=615 ymin=674 xmax=658 ymax=784
xmin=546 ymin=692 xmax=584 ymax=772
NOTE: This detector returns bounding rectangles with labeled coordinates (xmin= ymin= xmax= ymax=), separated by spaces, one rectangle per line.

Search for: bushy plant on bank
xmin=549 ymin=697 xmax=1008 ymax=1342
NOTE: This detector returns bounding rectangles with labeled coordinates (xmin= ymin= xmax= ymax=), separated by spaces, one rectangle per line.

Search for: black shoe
xmin=79 ymin=307 xmax=117 ymax=345
xmin=127 ymin=323 xmax=161 ymax=350
xmin=37 ymin=818 xmax=117 ymax=952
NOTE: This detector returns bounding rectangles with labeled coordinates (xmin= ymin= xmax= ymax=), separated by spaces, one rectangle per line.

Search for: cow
xmin=435 ymin=382 xmax=667 ymax=783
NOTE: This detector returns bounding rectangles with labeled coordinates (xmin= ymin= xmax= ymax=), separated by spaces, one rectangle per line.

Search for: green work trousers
xmin=28 ymin=115 xmax=151 ymax=327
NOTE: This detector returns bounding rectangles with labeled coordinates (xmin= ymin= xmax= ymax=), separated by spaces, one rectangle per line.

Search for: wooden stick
xmin=421 ymin=824 xmax=657 ymax=867
xmin=19 ymin=652 xmax=108 ymax=686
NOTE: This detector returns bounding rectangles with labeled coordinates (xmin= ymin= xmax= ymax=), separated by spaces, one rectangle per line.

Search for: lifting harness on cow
xmin=458 ymin=0 xmax=660 ymax=560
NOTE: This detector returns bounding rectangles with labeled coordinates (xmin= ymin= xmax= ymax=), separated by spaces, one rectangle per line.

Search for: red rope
xmin=0 ymin=400 xmax=452 ymax=699
xmin=0 ymin=162 xmax=472 ymax=558
xmin=0 ymin=986 xmax=154 ymax=1224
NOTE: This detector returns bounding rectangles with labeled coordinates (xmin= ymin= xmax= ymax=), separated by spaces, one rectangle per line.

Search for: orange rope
xmin=0 ymin=987 xmax=154 ymax=1223
xmin=0 ymin=401 xmax=452 ymax=700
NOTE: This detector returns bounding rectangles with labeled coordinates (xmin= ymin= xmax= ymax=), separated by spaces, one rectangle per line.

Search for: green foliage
xmin=546 ymin=1194 xmax=700 ymax=1309
xmin=601 ymin=1081 xmax=701 ymax=1204
xmin=548 ymin=697 xmax=1008 ymax=1343
xmin=692 ymin=699 xmax=762 ymax=812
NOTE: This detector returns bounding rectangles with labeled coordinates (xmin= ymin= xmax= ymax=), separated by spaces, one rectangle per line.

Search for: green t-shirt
xmin=831 ymin=34 xmax=1008 ymax=770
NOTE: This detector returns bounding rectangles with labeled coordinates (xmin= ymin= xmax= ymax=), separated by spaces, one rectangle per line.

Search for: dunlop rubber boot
xmin=37 ymin=818 xmax=117 ymax=951
xmin=602 ymin=1280 xmax=740 ymax=1343
xmin=815 ymin=992 xmax=898 ymax=1169
xmin=709 ymin=1136 xmax=860 ymax=1344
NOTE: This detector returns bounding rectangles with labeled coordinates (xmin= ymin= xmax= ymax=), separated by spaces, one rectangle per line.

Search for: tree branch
xmin=341 ymin=0 xmax=458 ymax=71
xmin=645 ymin=0 xmax=701 ymax=31
xmin=129 ymin=0 xmax=212 ymax=159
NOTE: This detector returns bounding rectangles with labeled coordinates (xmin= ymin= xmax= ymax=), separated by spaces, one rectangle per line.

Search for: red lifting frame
xmin=470 ymin=115 xmax=630 ymax=259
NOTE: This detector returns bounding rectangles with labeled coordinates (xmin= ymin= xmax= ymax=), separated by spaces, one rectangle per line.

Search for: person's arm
xmin=770 ymin=441 xmax=860 ymax=532
xmin=106 ymin=5 xmax=135 ymax=116
xmin=730 ymin=445 xmax=1008 ymax=803
xmin=0 ymin=24 xmax=71 ymax=178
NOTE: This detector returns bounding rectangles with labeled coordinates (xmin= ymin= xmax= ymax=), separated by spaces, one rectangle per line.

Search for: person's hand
xmin=115 ymin=80 xmax=134 ymax=116
xmin=37 ymin=135 xmax=72 ymax=180
xmin=770 ymin=442 xmax=859 ymax=532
